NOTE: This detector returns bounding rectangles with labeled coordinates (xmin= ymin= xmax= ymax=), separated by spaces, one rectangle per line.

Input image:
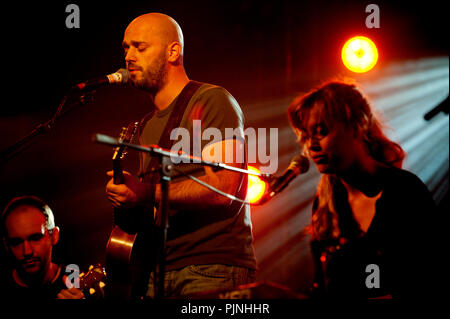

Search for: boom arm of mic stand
xmin=93 ymin=133 xmax=272 ymax=180
xmin=0 ymin=88 xmax=94 ymax=167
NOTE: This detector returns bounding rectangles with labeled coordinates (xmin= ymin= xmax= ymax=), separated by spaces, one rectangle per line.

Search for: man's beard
xmin=132 ymin=52 xmax=167 ymax=94
xmin=16 ymin=257 xmax=47 ymax=285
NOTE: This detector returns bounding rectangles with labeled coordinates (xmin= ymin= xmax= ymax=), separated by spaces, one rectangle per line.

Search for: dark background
xmin=0 ymin=0 xmax=448 ymax=296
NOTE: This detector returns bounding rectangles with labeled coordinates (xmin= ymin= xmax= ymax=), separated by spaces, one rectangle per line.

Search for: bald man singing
xmin=105 ymin=13 xmax=256 ymax=299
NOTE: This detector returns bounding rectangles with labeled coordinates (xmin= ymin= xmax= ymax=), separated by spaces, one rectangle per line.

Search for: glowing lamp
xmin=341 ymin=36 xmax=378 ymax=73
xmin=247 ymin=166 xmax=267 ymax=204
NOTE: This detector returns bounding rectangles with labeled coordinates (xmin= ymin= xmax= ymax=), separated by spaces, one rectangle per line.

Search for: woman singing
xmin=288 ymin=80 xmax=436 ymax=298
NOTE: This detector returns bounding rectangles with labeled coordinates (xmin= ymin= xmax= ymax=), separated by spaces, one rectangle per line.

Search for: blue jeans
xmin=146 ymin=264 xmax=256 ymax=298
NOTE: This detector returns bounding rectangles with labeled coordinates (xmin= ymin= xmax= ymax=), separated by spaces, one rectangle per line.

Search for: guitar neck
xmin=113 ymin=160 xmax=124 ymax=184
xmin=78 ymin=265 xmax=106 ymax=299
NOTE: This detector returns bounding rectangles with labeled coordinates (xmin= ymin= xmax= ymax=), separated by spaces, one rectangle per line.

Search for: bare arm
xmin=156 ymin=138 xmax=245 ymax=211
xmin=155 ymin=162 xmax=243 ymax=211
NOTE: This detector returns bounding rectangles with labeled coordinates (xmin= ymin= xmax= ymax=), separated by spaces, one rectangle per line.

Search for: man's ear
xmin=50 ymin=226 xmax=60 ymax=245
xmin=167 ymin=41 xmax=182 ymax=64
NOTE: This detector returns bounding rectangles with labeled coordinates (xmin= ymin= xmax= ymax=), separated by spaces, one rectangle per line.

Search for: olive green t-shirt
xmin=139 ymin=83 xmax=256 ymax=271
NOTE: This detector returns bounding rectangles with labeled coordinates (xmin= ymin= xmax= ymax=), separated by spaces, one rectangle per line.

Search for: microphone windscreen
xmin=288 ymin=154 xmax=310 ymax=175
xmin=116 ymin=68 xmax=130 ymax=84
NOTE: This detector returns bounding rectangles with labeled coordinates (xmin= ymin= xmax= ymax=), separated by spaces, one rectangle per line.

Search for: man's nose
xmin=22 ymin=240 xmax=33 ymax=257
xmin=125 ymin=47 xmax=136 ymax=63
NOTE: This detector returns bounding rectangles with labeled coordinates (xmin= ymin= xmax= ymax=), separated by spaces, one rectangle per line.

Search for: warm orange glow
xmin=341 ymin=36 xmax=378 ymax=73
xmin=247 ymin=166 xmax=267 ymax=204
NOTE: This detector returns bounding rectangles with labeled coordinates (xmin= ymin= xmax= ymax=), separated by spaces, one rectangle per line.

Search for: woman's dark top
xmin=310 ymin=167 xmax=437 ymax=298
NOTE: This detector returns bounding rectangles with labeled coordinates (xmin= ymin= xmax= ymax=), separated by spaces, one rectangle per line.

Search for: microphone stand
xmin=93 ymin=133 xmax=272 ymax=299
xmin=0 ymin=87 xmax=94 ymax=166
xmin=424 ymin=95 xmax=449 ymax=121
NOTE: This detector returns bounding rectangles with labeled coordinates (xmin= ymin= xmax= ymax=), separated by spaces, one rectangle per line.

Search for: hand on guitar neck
xmin=106 ymin=170 xmax=153 ymax=210
xmin=105 ymin=122 xmax=149 ymax=210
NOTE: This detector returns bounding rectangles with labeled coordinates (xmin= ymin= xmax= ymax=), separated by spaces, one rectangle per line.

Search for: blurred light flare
xmin=342 ymin=36 xmax=378 ymax=73
xmin=247 ymin=166 xmax=267 ymax=204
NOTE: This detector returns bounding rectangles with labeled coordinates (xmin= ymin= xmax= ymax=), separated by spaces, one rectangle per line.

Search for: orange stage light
xmin=341 ymin=36 xmax=378 ymax=73
xmin=247 ymin=166 xmax=267 ymax=204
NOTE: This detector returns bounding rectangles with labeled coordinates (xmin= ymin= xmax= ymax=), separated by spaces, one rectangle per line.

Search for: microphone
xmin=259 ymin=154 xmax=310 ymax=203
xmin=75 ymin=68 xmax=130 ymax=91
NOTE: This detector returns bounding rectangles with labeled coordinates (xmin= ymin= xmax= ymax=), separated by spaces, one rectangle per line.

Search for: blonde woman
xmin=288 ymin=80 xmax=436 ymax=298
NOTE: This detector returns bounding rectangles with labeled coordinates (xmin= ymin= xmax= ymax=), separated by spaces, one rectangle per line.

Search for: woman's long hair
xmin=287 ymin=80 xmax=405 ymax=241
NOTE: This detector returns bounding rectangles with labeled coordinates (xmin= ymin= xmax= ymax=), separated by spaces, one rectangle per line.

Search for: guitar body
xmin=104 ymin=122 xmax=153 ymax=299
xmin=106 ymin=226 xmax=151 ymax=299
xmin=107 ymin=227 xmax=138 ymax=265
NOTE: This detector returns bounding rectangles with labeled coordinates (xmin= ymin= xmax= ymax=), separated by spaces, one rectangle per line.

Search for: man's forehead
xmin=124 ymin=19 xmax=160 ymax=41
xmin=6 ymin=206 xmax=46 ymax=229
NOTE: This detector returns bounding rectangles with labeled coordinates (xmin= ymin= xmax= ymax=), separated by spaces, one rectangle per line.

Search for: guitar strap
xmin=138 ymin=80 xmax=203 ymax=221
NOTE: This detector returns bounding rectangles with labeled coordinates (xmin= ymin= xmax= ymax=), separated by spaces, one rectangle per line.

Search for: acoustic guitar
xmin=104 ymin=122 xmax=153 ymax=299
